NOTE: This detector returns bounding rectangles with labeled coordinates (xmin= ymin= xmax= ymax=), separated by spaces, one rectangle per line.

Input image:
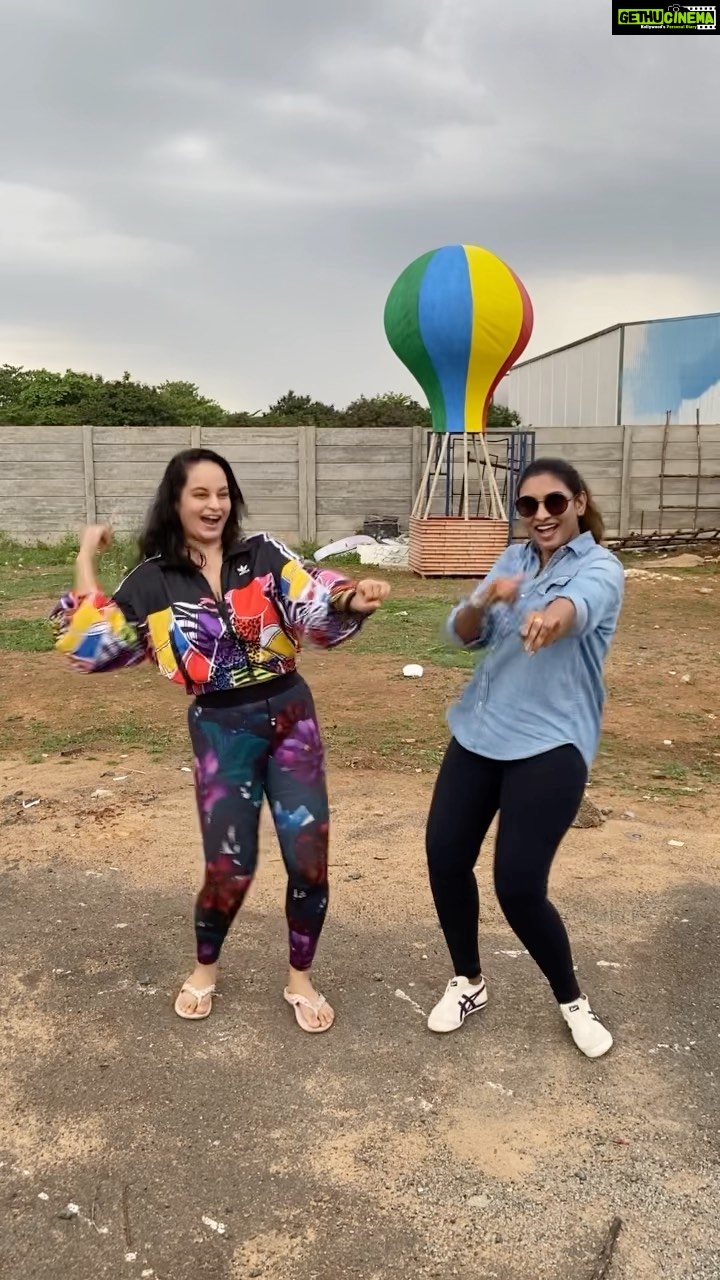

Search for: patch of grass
xmin=324 ymin=718 xmax=449 ymax=772
xmin=591 ymin=730 xmax=720 ymax=797
xmin=0 ymin=532 xmax=81 ymax=569
xmin=354 ymin=596 xmax=475 ymax=670
xmin=22 ymin=715 xmax=181 ymax=763
xmin=0 ymin=531 xmax=138 ymax=572
xmin=0 ymin=619 xmax=54 ymax=652
xmin=0 ymin=568 xmax=74 ymax=606
xmin=651 ymin=762 xmax=688 ymax=781
xmin=0 ymin=534 xmax=139 ymax=614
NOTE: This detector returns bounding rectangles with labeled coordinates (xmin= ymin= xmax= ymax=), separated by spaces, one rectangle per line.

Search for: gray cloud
xmin=0 ymin=0 xmax=718 ymax=408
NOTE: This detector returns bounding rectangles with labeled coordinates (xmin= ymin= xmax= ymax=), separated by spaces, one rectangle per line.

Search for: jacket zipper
xmin=202 ymin=562 xmax=258 ymax=686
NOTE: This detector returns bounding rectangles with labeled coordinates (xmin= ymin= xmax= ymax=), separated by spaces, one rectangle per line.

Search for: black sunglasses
xmin=515 ymin=491 xmax=571 ymax=519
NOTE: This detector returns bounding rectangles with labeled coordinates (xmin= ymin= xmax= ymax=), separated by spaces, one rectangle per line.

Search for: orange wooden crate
xmin=409 ymin=516 xmax=509 ymax=577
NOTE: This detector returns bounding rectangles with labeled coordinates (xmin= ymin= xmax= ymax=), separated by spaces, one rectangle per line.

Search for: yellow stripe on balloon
xmin=463 ymin=245 xmax=523 ymax=432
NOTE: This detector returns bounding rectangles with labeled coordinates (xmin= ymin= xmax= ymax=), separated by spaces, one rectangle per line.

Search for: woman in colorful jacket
xmin=52 ymin=448 xmax=390 ymax=1033
xmin=425 ymin=458 xmax=625 ymax=1060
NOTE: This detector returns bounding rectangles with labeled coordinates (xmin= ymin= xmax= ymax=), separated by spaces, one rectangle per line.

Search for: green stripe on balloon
xmin=383 ymin=250 xmax=446 ymax=434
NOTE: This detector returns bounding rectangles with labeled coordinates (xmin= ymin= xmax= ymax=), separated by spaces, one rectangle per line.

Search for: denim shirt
xmin=446 ymin=533 xmax=625 ymax=769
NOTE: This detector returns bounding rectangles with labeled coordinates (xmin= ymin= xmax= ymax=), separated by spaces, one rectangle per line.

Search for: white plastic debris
xmin=91 ymin=789 xmax=113 ymax=799
xmin=403 ymin=664 xmax=424 ymax=679
xmin=314 ymin=535 xmax=376 ymax=561
xmin=202 ymin=1215 xmax=227 ymax=1236
xmin=22 ymin=798 xmax=41 ymax=810
xmin=359 ymin=541 xmax=409 ymax=568
xmin=668 ymin=840 xmax=685 ymax=849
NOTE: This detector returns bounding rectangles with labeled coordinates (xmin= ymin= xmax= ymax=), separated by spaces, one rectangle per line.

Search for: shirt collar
xmin=525 ymin=530 xmax=596 ymax=567
xmin=565 ymin=531 xmax=596 ymax=556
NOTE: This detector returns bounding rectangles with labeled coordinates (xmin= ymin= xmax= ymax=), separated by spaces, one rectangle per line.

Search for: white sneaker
xmin=427 ymin=976 xmax=488 ymax=1034
xmin=560 ymin=995 xmax=613 ymax=1059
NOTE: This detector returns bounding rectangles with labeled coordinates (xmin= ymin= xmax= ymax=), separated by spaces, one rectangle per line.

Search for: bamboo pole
xmin=462 ymin=431 xmax=470 ymax=519
xmin=411 ymin=436 xmax=436 ymax=519
xmin=471 ymin=434 xmax=489 ymax=516
xmin=479 ymin=431 xmax=507 ymax=519
xmin=422 ymin=433 xmax=450 ymax=519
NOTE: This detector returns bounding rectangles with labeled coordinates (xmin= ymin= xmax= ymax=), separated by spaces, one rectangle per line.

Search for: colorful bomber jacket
xmin=51 ymin=534 xmax=363 ymax=696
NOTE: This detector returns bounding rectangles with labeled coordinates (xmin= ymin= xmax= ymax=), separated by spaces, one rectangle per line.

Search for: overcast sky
xmin=0 ymin=0 xmax=718 ymax=410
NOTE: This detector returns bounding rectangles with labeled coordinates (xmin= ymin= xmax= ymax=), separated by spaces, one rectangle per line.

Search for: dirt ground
xmin=1 ymin=564 xmax=719 ymax=1279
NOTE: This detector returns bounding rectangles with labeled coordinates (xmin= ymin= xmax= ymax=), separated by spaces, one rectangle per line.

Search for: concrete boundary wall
xmin=1 ymin=422 xmax=719 ymax=543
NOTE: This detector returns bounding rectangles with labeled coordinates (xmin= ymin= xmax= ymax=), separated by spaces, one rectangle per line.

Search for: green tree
xmin=487 ymin=403 xmax=522 ymax=431
xmin=0 ymin=364 xmax=523 ymax=430
xmin=0 ymin=367 xmax=103 ymax=425
xmin=91 ymin=373 xmax=178 ymax=425
xmin=267 ymin=390 xmax=339 ymax=425
xmin=223 ymin=410 xmax=273 ymax=427
xmin=156 ymin=380 xmax=227 ymax=427
xmin=0 ymin=364 xmax=31 ymax=412
xmin=0 ymin=366 xmax=193 ymax=426
xmin=342 ymin=393 xmax=431 ymax=429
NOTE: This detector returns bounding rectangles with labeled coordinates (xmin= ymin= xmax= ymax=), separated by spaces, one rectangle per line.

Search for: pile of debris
xmin=314 ymin=517 xmax=411 ymax=569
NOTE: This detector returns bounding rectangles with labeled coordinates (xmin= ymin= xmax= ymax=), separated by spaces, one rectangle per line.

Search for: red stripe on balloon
xmin=483 ymin=268 xmax=534 ymax=425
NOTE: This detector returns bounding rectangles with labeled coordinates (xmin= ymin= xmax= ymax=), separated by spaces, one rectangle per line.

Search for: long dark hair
xmin=138 ymin=448 xmax=246 ymax=567
xmin=518 ymin=457 xmax=605 ymax=544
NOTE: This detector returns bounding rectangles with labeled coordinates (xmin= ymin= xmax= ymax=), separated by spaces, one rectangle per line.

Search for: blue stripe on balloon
xmin=417 ymin=245 xmax=472 ymax=434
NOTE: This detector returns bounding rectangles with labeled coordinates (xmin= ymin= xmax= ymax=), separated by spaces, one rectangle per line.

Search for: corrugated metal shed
xmin=496 ymin=311 xmax=720 ymax=426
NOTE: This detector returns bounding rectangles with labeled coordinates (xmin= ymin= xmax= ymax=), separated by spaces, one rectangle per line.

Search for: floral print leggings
xmin=187 ymin=676 xmax=329 ymax=971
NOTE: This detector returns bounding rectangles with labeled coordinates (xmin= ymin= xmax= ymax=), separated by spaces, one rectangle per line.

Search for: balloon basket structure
xmin=409 ymin=515 xmax=509 ymax=577
xmin=408 ymin=430 xmax=524 ymax=578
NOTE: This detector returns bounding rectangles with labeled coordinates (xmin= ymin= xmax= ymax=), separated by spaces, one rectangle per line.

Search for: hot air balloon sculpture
xmin=384 ymin=244 xmax=533 ymax=576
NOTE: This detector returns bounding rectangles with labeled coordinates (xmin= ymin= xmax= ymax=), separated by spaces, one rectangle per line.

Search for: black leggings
xmin=426 ymin=740 xmax=587 ymax=1004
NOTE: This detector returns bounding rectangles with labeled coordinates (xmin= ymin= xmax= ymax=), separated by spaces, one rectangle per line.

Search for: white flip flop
xmin=174 ymin=982 xmax=216 ymax=1021
xmin=283 ymin=987 xmax=334 ymax=1034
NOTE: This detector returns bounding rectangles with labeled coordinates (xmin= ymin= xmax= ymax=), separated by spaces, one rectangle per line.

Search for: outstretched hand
xmin=520 ymin=598 xmax=576 ymax=653
xmin=79 ymin=524 xmax=113 ymax=557
xmin=349 ymin=578 xmax=391 ymax=615
xmin=480 ymin=574 xmax=524 ymax=607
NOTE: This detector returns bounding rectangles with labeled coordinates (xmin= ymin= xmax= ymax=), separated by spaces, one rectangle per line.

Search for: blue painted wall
xmin=621 ymin=314 xmax=720 ymax=425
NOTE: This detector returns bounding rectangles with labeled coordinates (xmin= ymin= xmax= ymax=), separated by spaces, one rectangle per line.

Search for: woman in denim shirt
xmin=425 ymin=458 xmax=625 ymax=1059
